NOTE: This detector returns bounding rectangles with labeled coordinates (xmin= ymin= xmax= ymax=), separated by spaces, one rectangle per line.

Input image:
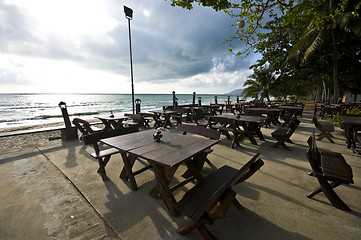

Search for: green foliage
xmin=241 ymin=66 xmax=275 ymax=102
xmin=168 ymin=0 xmax=361 ymax=101
xmin=168 ymin=0 xmax=234 ymax=11
xmin=333 ymin=112 xmax=342 ymax=123
xmin=346 ymin=107 xmax=361 ymax=115
xmin=334 ymin=107 xmax=361 ymax=123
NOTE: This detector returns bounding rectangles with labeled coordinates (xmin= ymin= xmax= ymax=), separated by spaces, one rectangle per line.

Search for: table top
xmin=101 ymin=130 xmax=219 ymax=168
xmin=246 ymin=107 xmax=284 ymax=112
xmin=340 ymin=116 xmax=361 ymax=131
xmin=220 ymin=114 xmax=266 ymax=124
xmin=151 ymin=110 xmax=177 ymax=114
xmin=95 ymin=116 xmax=128 ymax=121
xmin=340 ymin=115 xmax=361 ymax=124
xmin=278 ymin=106 xmax=303 ymax=110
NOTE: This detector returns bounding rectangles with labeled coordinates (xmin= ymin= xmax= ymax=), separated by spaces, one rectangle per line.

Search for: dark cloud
xmin=0 ymin=0 xmax=257 ymax=93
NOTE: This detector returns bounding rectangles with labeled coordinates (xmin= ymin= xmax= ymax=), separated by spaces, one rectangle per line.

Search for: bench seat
xmin=83 ymin=126 xmax=139 ymax=181
xmin=306 ymin=132 xmax=354 ymax=211
xmin=177 ymin=165 xmax=238 ymax=220
xmin=271 ymin=116 xmax=300 ymax=150
xmin=91 ymin=147 xmax=120 ymax=159
xmin=176 ymin=153 xmax=264 ymax=239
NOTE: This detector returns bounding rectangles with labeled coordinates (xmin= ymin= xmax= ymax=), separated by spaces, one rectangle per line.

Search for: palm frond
xmin=287 ymin=24 xmax=319 ymax=62
xmin=302 ymin=29 xmax=329 ymax=64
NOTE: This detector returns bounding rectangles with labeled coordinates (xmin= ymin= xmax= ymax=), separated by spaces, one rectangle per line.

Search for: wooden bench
xmin=175 ymin=153 xmax=264 ymax=240
xmin=124 ymin=113 xmax=144 ymax=128
xmin=73 ymin=118 xmax=104 ymax=139
xmin=280 ymin=111 xmax=292 ymax=127
xmin=313 ymin=116 xmax=335 ymax=143
xmin=271 ymin=115 xmax=300 ymax=150
xmin=306 ymin=132 xmax=353 ymax=211
xmin=82 ymin=126 xmax=139 ymax=181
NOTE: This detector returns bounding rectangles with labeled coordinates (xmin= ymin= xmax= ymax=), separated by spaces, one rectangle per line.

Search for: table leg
xmin=346 ymin=125 xmax=352 ymax=149
xmin=163 ymin=114 xmax=173 ymax=128
xmin=254 ymin=127 xmax=265 ymax=141
xmin=181 ymin=152 xmax=207 ymax=178
xmin=119 ymin=154 xmax=137 ymax=179
xmin=149 ymin=165 xmax=177 ymax=198
xmin=100 ymin=119 xmax=113 ymax=131
xmin=119 ymin=152 xmax=138 ymax=191
xmin=248 ymin=123 xmax=265 ymax=141
xmin=184 ymin=157 xmax=205 ymax=183
xmin=274 ymin=112 xmax=281 ymax=125
xmin=109 ymin=119 xmax=125 ymax=129
xmin=143 ymin=119 xmax=151 ymax=128
xmin=151 ymin=164 xmax=179 ymax=216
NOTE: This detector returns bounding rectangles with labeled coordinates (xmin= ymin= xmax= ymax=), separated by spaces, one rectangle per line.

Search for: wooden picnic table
xmin=278 ymin=105 xmax=303 ymax=117
xmin=151 ymin=110 xmax=177 ymax=128
xmin=95 ymin=116 xmax=128 ymax=130
xmin=215 ymin=114 xmax=266 ymax=145
xmin=101 ymin=130 xmax=219 ymax=215
xmin=244 ymin=107 xmax=284 ymax=125
xmin=340 ymin=115 xmax=361 ymax=153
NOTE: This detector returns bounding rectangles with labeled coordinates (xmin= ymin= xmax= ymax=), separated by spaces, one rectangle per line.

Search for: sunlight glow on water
xmin=0 ymin=93 xmax=236 ymax=129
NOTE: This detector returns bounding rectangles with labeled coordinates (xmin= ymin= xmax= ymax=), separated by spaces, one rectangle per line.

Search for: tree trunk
xmin=331 ymin=29 xmax=339 ymax=103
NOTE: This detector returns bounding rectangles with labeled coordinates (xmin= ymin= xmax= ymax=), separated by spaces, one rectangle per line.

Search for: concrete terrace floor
xmin=0 ymin=111 xmax=360 ymax=240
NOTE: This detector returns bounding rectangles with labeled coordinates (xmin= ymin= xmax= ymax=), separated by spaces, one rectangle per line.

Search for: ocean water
xmin=0 ymin=93 xmax=237 ymax=129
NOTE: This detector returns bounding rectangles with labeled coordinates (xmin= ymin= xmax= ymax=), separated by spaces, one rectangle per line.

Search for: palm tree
xmin=287 ymin=0 xmax=361 ymax=103
xmin=241 ymin=67 xmax=275 ymax=103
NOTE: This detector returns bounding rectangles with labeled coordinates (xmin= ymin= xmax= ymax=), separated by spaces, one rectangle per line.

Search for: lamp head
xmin=237 ymin=20 xmax=245 ymax=29
xmin=58 ymin=101 xmax=67 ymax=109
xmin=124 ymin=6 xmax=133 ymax=19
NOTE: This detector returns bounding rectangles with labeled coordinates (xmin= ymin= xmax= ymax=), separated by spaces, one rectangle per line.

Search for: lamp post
xmin=124 ymin=5 xmax=135 ymax=114
xmin=58 ymin=101 xmax=78 ymax=140
xmin=58 ymin=101 xmax=71 ymax=129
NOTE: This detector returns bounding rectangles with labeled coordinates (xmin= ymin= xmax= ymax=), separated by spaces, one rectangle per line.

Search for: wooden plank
xmin=130 ymin=136 xmax=218 ymax=167
xmin=177 ymin=124 xmax=220 ymax=140
xmin=177 ymin=165 xmax=238 ymax=220
xmin=90 ymin=148 xmax=119 ymax=159
xmin=321 ymin=151 xmax=353 ymax=184
xmin=101 ymin=130 xmax=155 ymax=150
xmin=101 ymin=130 xmax=180 ymax=152
xmin=129 ymin=136 xmax=202 ymax=164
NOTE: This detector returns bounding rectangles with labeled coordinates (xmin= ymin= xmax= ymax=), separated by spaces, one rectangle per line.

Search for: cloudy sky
xmin=0 ymin=0 xmax=259 ymax=94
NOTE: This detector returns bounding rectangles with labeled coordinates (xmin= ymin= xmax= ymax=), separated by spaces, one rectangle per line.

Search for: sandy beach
xmin=0 ymin=123 xmax=64 ymax=153
xmin=0 ymin=119 xmax=105 ymax=154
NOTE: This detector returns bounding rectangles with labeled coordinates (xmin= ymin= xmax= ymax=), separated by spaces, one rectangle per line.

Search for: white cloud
xmin=0 ymin=0 xmax=258 ymax=94
xmin=142 ymin=9 xmax=151 ymax=17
